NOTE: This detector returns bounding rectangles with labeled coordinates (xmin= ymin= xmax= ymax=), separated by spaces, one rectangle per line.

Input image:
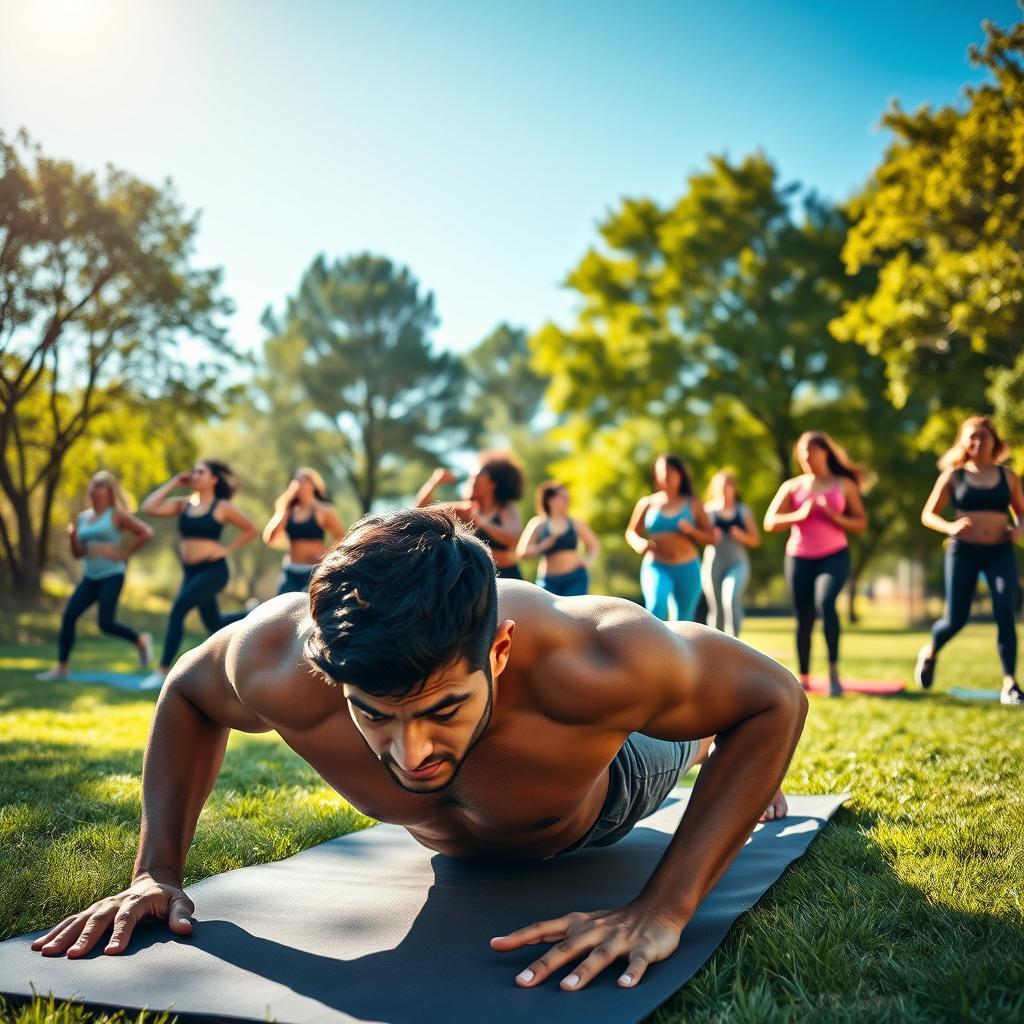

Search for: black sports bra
xmin=711 ymin=505 xmax=745 ymax=532
xmin=476 ymin=513 xmax=511 ymax=552
xmin=178 ymin=499 xmax=223 ymax=540
xmin=539 ymin=519 xmax=578 ymax=554
xmin=285 ymin=509 xmax=325 ymax=541
xmin=952 ymin=468 xmax=1011 ymax=514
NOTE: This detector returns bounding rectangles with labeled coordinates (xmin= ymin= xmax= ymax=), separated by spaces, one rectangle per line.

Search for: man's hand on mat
xmin=490 ymin=902 xmax=683 ymax=991
xmin=759 ymin=787 xmax=788 ymax=822
xmin=30 ymin=874 xmax=194 ymax=958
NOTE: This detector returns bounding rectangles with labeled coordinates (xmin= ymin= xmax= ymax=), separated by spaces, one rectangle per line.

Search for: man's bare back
xmin=34 ymin=509 xmax=805 ymax=992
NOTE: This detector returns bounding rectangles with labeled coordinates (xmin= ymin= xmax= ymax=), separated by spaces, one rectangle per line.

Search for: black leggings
xmin=161 ymin=559 xmax=247 ymax=666
xmin=931 ymin=541 xmax=1018 ymax=677
xmin=785 ymin=548 xmax=850 ymax=675
xmin=59 ymin=574 xmax=139 ymax=662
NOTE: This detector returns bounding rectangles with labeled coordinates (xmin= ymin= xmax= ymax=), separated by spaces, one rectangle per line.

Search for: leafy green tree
xmin=261 ymin=254 xmax=475 ymax=514
xmin=832 ymin=14 xmax=1024 ymax=425
xmin=0 ymin=129 xmax=232 ymax=597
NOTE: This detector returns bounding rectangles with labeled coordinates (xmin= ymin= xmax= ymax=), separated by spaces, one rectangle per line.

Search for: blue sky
xmin=0 ymin=0 xmax=1017 ymax=355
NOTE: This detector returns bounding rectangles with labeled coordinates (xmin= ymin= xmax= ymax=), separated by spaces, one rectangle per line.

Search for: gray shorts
xmin=561 ymin=734 xmax=702 ymax=854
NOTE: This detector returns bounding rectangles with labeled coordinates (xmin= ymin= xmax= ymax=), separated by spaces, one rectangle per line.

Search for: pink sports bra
xmin=786 ymin=480 xmax=848 ymax=559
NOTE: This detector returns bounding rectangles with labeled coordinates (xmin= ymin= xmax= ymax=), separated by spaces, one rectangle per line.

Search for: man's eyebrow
xmin=346 ymin=693 xmax=470 ymax=718
xmin=413 ymin=693 xmax=470 ymax=718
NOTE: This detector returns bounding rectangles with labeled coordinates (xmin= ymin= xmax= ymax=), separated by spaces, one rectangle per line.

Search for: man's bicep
xmin=636 ymin=622 xmax=799 ymax=741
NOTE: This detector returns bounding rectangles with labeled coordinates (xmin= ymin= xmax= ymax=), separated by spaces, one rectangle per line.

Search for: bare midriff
xmin=955 ymin=510 xmax=1013 ymax=545
xmin=179 ymin=538 xmax=226 ymax=565
xmin=289 ymin=539 xmax=329 ymax=564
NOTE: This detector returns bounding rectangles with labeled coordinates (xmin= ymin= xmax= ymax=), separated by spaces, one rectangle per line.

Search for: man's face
xmin=342 ymin=630 xmax=511 ymax=794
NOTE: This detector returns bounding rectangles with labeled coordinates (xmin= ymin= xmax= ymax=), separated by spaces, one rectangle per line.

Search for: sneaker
xmin=829 ymin=675 xmax=844 ymax=698
xmin=137 ymin=632 xmax=153 ymax=668
xmin=139 ymin=670 xmax=166 ymax=690
xmin=914 ymin=646 xmax=936 ymax=690
xmin=35 ymin=668 xmax=69 ymax=682
xmin=1000 ymin=681 xmax=1024 ymax=706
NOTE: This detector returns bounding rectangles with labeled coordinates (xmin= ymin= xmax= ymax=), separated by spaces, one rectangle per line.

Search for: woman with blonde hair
xmin=36 ymin=471 xmax=154 ymax=681
xmin=916 ymin=416 xmax=1024 ymax=704
xmin=701 ymin=469 xmax=760 ymax=636
xmin=764 ymin=432 xmax=868 ymax=695
xmin=517 ymin=481 xmax=601 ymax=596
xmin=263 ymin=468 xmax=346 ymax=593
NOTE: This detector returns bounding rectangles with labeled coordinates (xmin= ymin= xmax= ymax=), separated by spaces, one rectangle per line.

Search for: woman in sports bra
xmin=625 ymin=453 xmax=715 ymax=621
xmin=916 ymin=415 xmax=1024 ymax=705
xmin=764 ymin=432 xmax=868 ymax=696
xmin=516 ymin=481 xmax=601 ymax=596
xmin=262 ymin=468 xmax=346 ymax=594
xmin=700 ymin=469 xmax=760 ymax=637
xmin=416 ymin=453 xmax=525 ymax=579
xmin=36 ymin=471 xmax=154 ymax=682
xmin=138 ymin=460 xmax=258 ymax=688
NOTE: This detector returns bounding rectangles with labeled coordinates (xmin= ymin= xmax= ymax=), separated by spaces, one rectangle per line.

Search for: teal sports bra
xmin=645 ymin=501 xmax=694 ymax=535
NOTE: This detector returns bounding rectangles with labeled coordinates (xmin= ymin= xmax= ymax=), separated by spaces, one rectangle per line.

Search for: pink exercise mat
xmin=805 ymin=676 xmax=906 ymax=695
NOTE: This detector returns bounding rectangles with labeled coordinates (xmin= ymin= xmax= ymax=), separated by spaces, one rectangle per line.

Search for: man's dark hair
xmin=304 ymin=507 xmax=498 ymax=697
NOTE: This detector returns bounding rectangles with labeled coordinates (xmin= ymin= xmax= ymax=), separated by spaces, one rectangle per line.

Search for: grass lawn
xmin=1 ymin=608 xmax=1022 ymax=1023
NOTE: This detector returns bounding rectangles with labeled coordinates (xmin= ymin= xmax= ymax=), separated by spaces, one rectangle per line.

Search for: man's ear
xmin=489 ymin=619 xmax=515 ymax=679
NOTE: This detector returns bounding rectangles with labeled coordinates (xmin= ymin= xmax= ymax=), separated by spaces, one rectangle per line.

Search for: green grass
xmin=1 ymin=610 xmax=1023 ymax=1022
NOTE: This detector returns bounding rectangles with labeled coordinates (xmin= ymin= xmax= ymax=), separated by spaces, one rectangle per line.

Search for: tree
xmin=832 ymin=14 xmax=1024 ymax=427
xmin=0 ymin=130 xmax=232 ymax=597
xmin=261 ymin=254 xmax=476 ymax=514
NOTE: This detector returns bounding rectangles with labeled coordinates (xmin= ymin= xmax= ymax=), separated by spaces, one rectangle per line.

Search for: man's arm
xmin=493 ymin=616 xmax=806 ymax=992
xmin=32 ymin=629 xmax=272 ymax=959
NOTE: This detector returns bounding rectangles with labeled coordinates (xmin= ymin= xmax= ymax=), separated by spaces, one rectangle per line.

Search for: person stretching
xmin=36 ymin=471 xmax=153 ymax=681
xmin=626 ymin=453 xmax=715 ymax=622
xmin=701 ymin=470 xmax=760 ymax=637
xmin=916 ymin=415 xmax=1024 ymax=705
xmin=263 ymin=468 xmax=346 ymax=594
xmin=764 ymin=433 xmax=868 ymax=696
xmin=517 ymin=481 xmax=601 ymax=596
xmin=138 ymin=460 xmax=258 ymax=689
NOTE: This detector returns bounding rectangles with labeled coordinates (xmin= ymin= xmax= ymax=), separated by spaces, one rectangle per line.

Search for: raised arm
xmin=415 ymin=467 xmax=456 ymax=507
xmin=263 ymin=482 xmax=299 ymax=547
xmin=140 ymin=473 xmax=193 ymax=518
xmin=32 ymin=628 xmax=272 ymax=959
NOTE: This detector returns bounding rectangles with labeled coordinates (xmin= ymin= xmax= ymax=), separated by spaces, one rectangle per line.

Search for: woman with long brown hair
xmin=916 ymin=416 xmax=1024 ymax=704
xmin=764 ymin=432 xmax=868 ymax=695
xmin=625 ymin=453 xmax=715 ymax=621
xmin=36 ymin=471 xmax=154 ymax=681
xmin=263 ymin=467 xmax=346 ymax=594
xmin=138 ymin=459 xmax=258 ymax=688
xmin=416 ymin=453 xmax=525 ymax=579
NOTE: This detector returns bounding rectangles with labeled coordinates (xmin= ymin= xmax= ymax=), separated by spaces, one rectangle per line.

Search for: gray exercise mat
xmin=67 ymin=672 xmax=150 ymax=690
xmin=948 ymin=687 xmax=1002 ymax=702
xmin=0 ymin=790 xmax=847 ymax=1024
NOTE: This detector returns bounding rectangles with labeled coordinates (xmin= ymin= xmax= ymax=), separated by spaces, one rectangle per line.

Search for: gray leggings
xmin=701 ymin=549 xmax=750 ymax=637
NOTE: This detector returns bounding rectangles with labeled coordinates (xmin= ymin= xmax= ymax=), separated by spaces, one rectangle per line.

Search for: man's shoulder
xmin=226 ymin=594 xmax=336 ymax=729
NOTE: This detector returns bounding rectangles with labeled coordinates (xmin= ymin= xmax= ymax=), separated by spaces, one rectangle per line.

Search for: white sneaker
xmin=35 ymin=668 xmax=69 ymax=682
xmin=137 ymin=632 xmax=153 ymax=668
xmin=1000 ymin=681 xmax=1024 ymax=706
xmin=139 ymin=670 xmax=167 ymax=690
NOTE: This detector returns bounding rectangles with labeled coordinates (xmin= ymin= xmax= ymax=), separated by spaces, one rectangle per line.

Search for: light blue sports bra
xmin=645 ymin=501 xmax=694 ymax=535
xmin=77 ymin=507 xmax=126 ymax=580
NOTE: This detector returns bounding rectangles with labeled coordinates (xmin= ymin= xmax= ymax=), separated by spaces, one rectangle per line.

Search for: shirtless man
xmin=33 ymin=508 xmax=807 ymax=993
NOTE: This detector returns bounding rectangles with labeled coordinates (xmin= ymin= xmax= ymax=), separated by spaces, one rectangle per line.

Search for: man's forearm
xmin=637 ymin=688 xmax=806 ymax=923
xmin=133 ymin=683 xmax=231 ymax=882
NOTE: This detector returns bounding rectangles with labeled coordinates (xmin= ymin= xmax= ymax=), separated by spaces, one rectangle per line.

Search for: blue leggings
xmin=640 ymin=557 xmax=702 ymax=621
xmin=931 ymin=541 xmax=1018 ymax=677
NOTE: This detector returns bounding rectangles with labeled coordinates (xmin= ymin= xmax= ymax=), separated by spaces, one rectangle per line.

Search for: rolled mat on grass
xmin=0 ymin=790 xmax=847 ymax=1024
xmin=806 ymin=677 xmax=906 ymax=695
